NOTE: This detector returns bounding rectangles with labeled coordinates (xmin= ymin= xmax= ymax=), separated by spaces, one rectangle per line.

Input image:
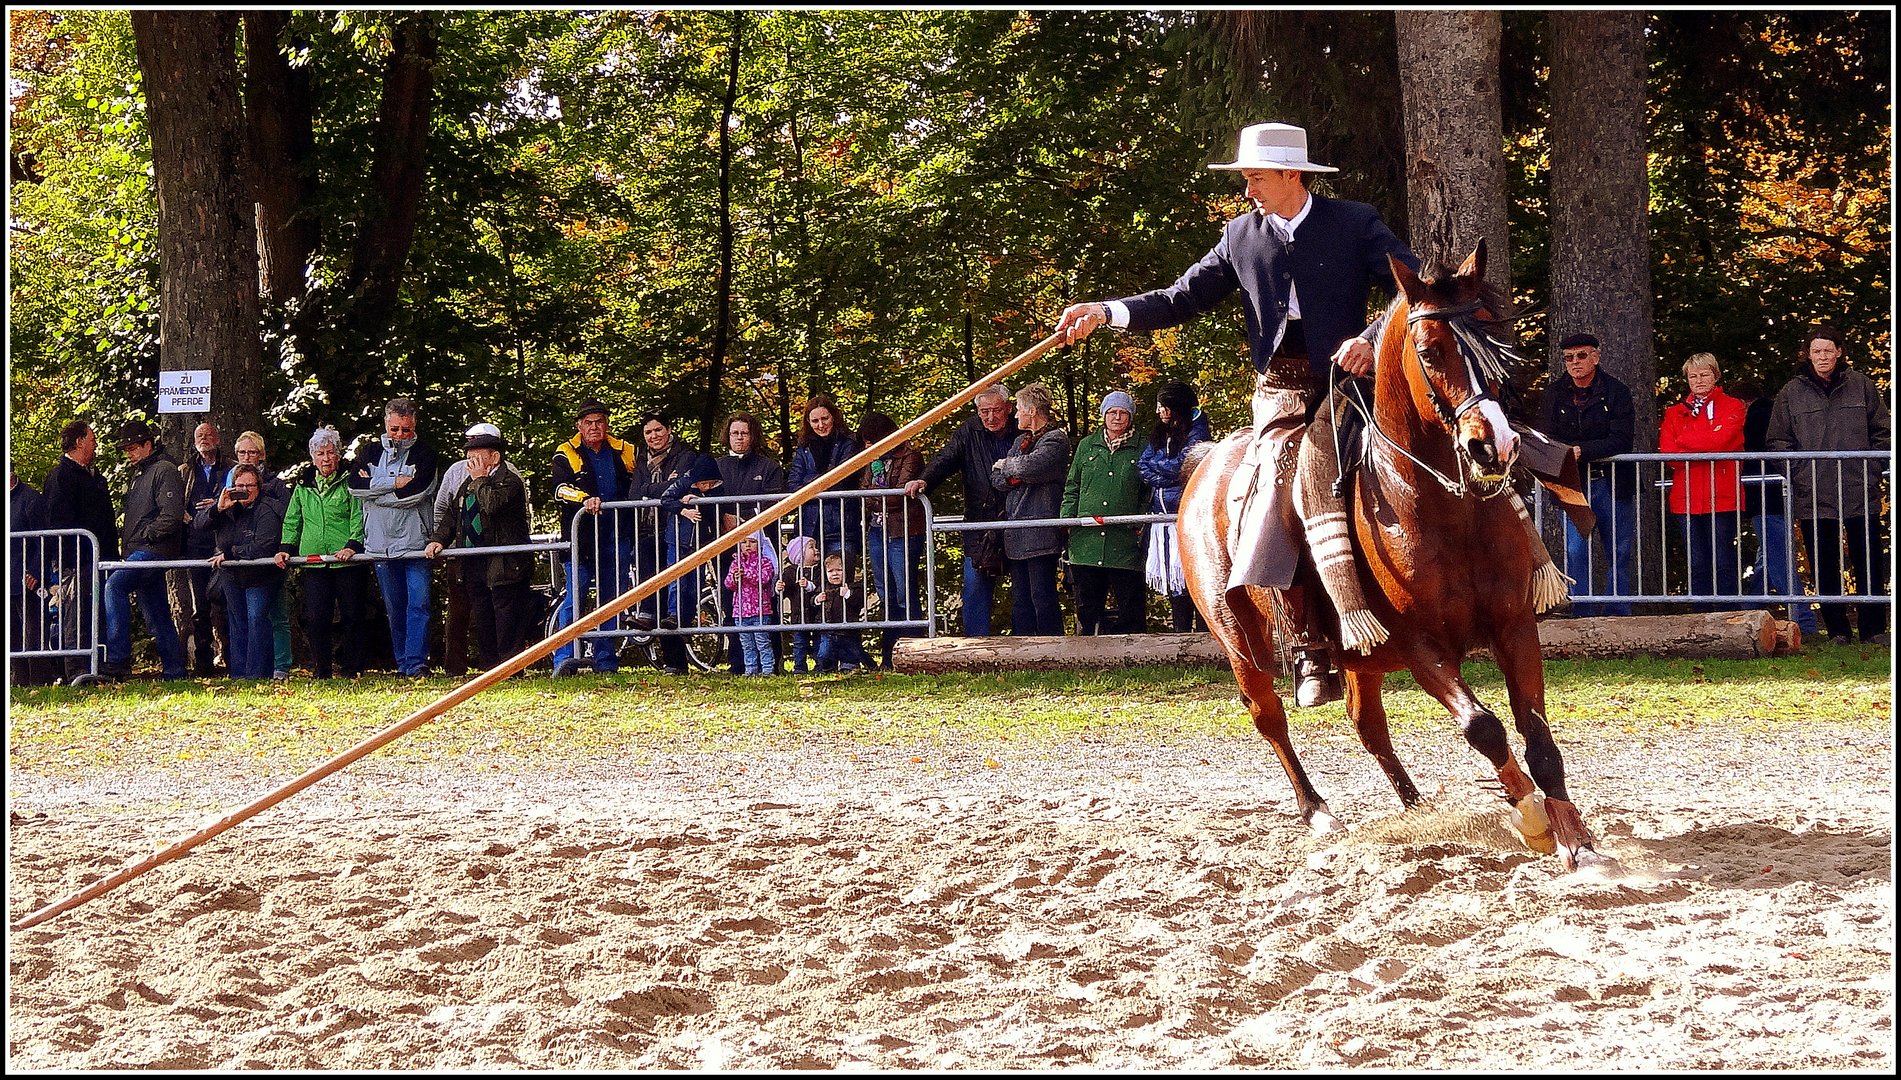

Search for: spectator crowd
xmin=7 ymin=319 xmax=1890 ymax=686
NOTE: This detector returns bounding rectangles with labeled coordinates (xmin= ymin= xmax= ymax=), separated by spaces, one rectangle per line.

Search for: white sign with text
xmin=157 ymin=369 xmax=212 ymax=414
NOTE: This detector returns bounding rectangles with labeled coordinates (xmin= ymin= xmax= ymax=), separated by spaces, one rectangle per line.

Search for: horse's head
xmin=1386 ymin=240 xmax=1520 ymax=492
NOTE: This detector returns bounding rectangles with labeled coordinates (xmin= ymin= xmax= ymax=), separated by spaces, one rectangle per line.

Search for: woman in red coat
xmin=1658 ymin=352 xmax=1745 ymax=611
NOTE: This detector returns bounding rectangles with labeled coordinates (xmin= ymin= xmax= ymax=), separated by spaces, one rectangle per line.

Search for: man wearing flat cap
xmin=101 ymin=418 xmax=189 ymax=680
xmin=426 ymin=424 xmax=535 ymax=670
xmin=550 ymin=398 xmax=640 ymax=674
xmin=1054 ymin=121 xmax=1418 ymax=705
xmin=1540 ymin=332 xmax=1636 ymax=616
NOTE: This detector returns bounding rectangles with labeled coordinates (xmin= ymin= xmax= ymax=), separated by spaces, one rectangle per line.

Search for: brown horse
xmin=1178 ymin=241 xmax=1607 ymax=870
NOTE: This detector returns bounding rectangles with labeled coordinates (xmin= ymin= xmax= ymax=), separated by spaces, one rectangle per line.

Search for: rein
xmin=1331 ymin=298 xmax=1525 ymax=499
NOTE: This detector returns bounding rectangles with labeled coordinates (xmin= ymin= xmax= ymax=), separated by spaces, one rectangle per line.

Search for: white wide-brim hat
xmin=1209 ymin=122 xmax=1339 ymax=173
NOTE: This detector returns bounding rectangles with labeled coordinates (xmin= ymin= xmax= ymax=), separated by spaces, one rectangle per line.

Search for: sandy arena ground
xmin=6 ymin=716 xmax=1894 ymax=1070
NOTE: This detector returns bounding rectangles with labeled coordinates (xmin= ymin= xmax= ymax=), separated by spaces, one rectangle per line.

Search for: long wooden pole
xmin=10 ymin=333 xmax=1063 ymax=932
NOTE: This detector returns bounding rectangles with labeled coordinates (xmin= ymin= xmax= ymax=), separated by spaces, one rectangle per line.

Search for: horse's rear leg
xmin=1491 ymin=623 xmax=1609 ymax=870
xmin=1408 ymin=659 xmax=1560 ymax=859
xmin=1342 ymin=670 xmax=1422 ymax=808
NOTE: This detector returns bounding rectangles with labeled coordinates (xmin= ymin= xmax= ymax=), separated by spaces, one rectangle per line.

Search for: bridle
xmin=1333 ymin=297 xmax=1524 ymax=499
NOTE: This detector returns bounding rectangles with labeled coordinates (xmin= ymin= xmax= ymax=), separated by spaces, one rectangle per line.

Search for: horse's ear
xmin=1456 ymin=238 xmax=1487 ymax=285
xmin=1390 ymin=254 xmax=1428 ymax=304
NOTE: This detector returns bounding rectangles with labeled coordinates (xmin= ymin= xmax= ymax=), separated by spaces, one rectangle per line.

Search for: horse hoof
xmin=1562 ymin=845 xmax=1617 ymax=873
xmin=1509 ymin=795 xmax=1556 ymax=854
xmin=1308 ymin=809 xmax=1345 ymax=836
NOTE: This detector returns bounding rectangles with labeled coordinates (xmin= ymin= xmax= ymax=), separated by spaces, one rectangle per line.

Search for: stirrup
xmin=1293 ymin=649 xmax=1341 ymax=708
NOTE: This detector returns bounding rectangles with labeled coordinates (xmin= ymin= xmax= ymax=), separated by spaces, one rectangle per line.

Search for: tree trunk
xmin=1548 ymin=11 xmax=1656 ymax=449
xmin=243 ymin=10 xmax=318 ymax=308
xmin=1395 ymin=10 xmax=1512 ymax=303
xmin=342 ymin=12 xmax=437 ymax=375
xmin=130 ymin=11 xmax=264 ymax=452
xmin=702 ymin=13 xmax=744 ymax=452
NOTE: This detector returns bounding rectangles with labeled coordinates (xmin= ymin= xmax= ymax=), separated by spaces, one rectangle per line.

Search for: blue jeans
xmin=961 ymin=556 xmax=998 ymax=637
xmin=867 ymin=530 xmax=924 ymax=625
xmin=735 ymin=614 xmax=772 ymax=675
xmin=785 ymin=630 xmax=813 ymax=673
xmin=554 ymin=547 xmax=628 ymax=673
xmin=1750 ymin=508 xmax=1818 ymax=633
xmin=816 ymin=630 xmax=872 ymax=670
xmin=104 ymin=550 xmax=186 ymax=678
xmin=373 ymin=558 xmax=433 ymax=675
xmin=1676 ymin=512 xmax=1739 ymax=612
xmin=1564 ymin=482 xmax=1635 ymax=617
xmin=1009 ymin=553 xmax=1065 ymax=635
xmin=220 ymin=575 xmax=281 ymax=679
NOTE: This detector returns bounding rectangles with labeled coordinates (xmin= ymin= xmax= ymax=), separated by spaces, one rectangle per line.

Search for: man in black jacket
xmin=1054 ymin=121 xmax=1419 ymax=704
xmin=170 ymin=421 xmax=230 ymax=675
xmin=42 ymin=420 xmax=118 ymax=682
xmin=101 ymin=419 xmax=188 ymax=680
xmin=903 ymin=384 xmax=1019 ymax=636
xmin=1539 ymin=333 xmax=1637 ymax=617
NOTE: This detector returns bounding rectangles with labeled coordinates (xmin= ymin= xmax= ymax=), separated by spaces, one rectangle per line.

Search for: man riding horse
xmin=1057 ymin=122 xmax=1565 ymax=707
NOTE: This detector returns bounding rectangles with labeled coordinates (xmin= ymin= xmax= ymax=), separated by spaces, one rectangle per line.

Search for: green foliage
xmin=8 ymin=10 xmax=1889 ymax=506
xmin=8 ymin=9 xmax=160 ymax=475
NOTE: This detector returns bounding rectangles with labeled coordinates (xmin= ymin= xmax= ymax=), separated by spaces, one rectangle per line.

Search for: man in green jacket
xmin=1061 ymin=391 xmax=1150 ymax=635
xmin=275 ymin=425 xmax=367 ymax=678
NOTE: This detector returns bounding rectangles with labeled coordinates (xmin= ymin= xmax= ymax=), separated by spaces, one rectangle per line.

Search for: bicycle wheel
xmin=681 ymin=569 xmax=726 ymax=672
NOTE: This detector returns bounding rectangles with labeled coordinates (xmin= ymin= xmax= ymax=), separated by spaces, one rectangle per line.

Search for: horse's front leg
xmin=1407 ymin=655 xmax=1558 ymax=859
xmin=1490 ymin=621 xmax=1610 ymax=870
xmin=1342 ymin=669 xmax=1422 ymax=808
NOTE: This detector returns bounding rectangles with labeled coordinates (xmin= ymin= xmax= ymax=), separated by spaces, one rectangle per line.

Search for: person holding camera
xmin=202 ymin=462 xmax=287 ymax=679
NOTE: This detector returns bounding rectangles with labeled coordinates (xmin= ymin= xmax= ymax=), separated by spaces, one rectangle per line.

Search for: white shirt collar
xmin=1268 ymin=194 xmax=1314 ymax=242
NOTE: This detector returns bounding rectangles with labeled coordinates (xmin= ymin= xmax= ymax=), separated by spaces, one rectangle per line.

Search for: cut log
xmin=1482 ymin=610 xmax=1780 ymax=662
xmin=893 ymin=611 xmax=1789 ymax=673
xmin=1772 ymin=619 xmax=1801 ymax=656
xmin=892 ymin=632 xmax=1231 ymax=674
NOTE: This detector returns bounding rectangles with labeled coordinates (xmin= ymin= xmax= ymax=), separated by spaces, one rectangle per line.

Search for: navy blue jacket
xmin=1137 ymin=409 xmax=1213 ymax=514
xmin=787 ymin=434 xmax=863 ymax=551
xmin=1116 ymin=196 xmax=1418 ymax=377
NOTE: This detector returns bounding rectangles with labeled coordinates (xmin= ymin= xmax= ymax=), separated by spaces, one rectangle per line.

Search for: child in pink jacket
xmin=723 ymin=532 xmax=777 ymax=675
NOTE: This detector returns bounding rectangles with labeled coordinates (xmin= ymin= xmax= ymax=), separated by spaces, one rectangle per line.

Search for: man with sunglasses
xmin=1540 ymin=333 xmax=1637 ymax=616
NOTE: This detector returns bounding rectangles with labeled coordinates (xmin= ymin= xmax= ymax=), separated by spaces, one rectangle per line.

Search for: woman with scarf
xmin=629 ymin=413 xmax=703 ymax=675
xmin=990 ymin=383 xmax=1071 ymax=636
xmin=1658 ymin=352 xmax=1745 ymax=612
xmin=1137 ymin=381 xmax=1212 ymax=631
xmin=1061 ymin=391 xmax=1150 ymax=635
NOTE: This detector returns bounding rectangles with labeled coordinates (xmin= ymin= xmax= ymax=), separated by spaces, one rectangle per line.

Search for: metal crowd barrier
xmin=9 ymin=529 xmax=103 ymax=683
xmin=552 ymin=490 xmax=940 ymax=670
xmin=6 ymin=530 xmax=572 ymax=685
xmin=1532 ymin=449 xmax=1892 ymax=621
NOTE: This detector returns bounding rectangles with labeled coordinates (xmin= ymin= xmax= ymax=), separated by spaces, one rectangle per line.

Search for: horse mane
xmin=1181 ymin=440 xmax=1216 ymax=482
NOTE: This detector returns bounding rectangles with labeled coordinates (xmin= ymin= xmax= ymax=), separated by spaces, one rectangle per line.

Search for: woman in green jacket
xmin=1061 ymin=391 xmax=1150 ymax=634
xmin=275 ymin=425 xmax=367 ymax=678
